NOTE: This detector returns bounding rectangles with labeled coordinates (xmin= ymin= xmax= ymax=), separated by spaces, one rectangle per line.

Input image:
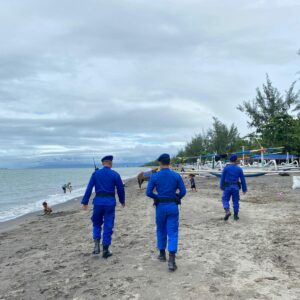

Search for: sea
xmin=0 ymin=167 xmax=148 ymax=222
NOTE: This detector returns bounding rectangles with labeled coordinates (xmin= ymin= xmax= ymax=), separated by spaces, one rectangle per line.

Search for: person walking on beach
xmin=189 ymin=174 xmax=197 ymax=191
xmin=220 ymin=154 xmax=247 ymax=221
xmin=81 ymin=155 xmax=125 ymax=258
xmin=67 ymin=182 xmax=72 ymax=193
xmin=146 ymin=153 xmax=186 ymax=272
xmin=62 ymin=183 xmax=67 ymax=194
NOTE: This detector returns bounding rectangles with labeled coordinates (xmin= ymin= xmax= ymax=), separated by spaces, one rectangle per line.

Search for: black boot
xmin=158 ymin=249 xmax=167 ymax=262
xmin=102 ymin=245 xmax=112 ymax=259
xmin=93 ymin=239 xmax=100 ymax=255
xmin=224 ymin=209 xmax=231 ymax=221
xmin=234 ymin=213 xmax=239 ymax=221
xmin=168 ymin=252 xmax=177 ymax=272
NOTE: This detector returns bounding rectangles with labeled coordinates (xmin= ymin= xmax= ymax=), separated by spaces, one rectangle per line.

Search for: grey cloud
xmin=0 ymin=0 xmax=299 ymax=167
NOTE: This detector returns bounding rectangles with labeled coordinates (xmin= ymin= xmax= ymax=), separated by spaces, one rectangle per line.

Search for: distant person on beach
xmin=146 ymin=153 xmax=186 ymax=272
xmin=81 ymin=155 xmax=125 ymax=258
xmin=189 ymin=174 xmax=197 ymax=191
xmin=42 ymin=202 xmax=52 ymax=215
xmin=67 ymin=182 xmax=72 ymax=193
xmin=62 ymin=184 xmax=67 ymax=194
xmin=220 ymin=154 xmax=247 ymax=221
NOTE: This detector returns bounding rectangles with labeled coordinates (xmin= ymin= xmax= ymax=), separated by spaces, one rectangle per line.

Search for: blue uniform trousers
xmin=91 ymin=205 xmax=115 ymax=246
xmin=156 ymin=203 xmax=179 ymax=253
xmin=222 ymin=186 xmax=240 ymax=213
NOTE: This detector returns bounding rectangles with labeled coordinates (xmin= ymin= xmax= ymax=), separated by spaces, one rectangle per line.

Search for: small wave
xmin=0 ymin=187 xmax=86 ymax=222
xmin=0 ymin=174 xmax=140 ymax=222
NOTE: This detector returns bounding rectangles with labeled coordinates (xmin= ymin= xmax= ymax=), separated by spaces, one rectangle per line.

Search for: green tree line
xmin=174 ymin=75 xmax=300 ymax=162
xmin=144 ymin=75 xmax=300 ymax=166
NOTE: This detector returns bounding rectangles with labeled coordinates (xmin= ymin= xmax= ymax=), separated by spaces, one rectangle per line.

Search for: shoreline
xmin=0 ymin=196 xmax=82 ymax=233
xmin=0 ymin=177 xmax=136 ymax=233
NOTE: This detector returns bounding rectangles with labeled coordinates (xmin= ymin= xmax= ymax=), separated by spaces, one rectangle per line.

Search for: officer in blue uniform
xmin=81 ymin=155 xmax=125 ymax=258
xmin=146 ymin=153 xmax=186 ymax=271
xmin=220 ymin=154 xmax=247 ymax=221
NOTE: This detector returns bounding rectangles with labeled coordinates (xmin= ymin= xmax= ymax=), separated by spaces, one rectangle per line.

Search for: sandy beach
xmin=0 ymin=175 xmax=300 ymax=300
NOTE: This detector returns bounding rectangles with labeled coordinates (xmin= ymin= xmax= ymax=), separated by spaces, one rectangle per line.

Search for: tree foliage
xmin=207 ymin=117 xmax=242 ymax=153
xmin=145 ymin=75 xmax=300 ymax=166
xmin=237 ymin=75 xmax=300 ymax=154
xmin=237 ymin=75 xmax=300 ymax=133
xmin=173 ymin=118 xmax=243 ymax=162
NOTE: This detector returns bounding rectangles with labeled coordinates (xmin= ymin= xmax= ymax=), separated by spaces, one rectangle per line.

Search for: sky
xmin=0 ymin=0 xmax=299 ymax=168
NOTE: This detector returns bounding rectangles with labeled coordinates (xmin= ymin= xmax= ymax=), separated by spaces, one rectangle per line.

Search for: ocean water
xmin=0 ymin=167 xmax=148 ymax=222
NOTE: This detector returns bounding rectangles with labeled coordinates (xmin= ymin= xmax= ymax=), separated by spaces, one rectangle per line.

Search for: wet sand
xmin=0 ymin=175 xmax=300 ymax=300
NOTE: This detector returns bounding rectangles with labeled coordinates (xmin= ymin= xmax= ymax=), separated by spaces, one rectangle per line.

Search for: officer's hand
xmin=243 ymin=192 xmax=247 ymax=195
xmin=82 ymin=205 xmax=89 ymax=210
xmin=121 ymin=203 xmax=125 ymax=208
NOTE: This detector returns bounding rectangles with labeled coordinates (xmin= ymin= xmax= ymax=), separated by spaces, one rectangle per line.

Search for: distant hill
xmin=29 ymin=162 xmax=145 ymax=169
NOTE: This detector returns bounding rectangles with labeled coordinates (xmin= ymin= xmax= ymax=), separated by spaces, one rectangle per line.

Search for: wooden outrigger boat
xmin=209 ymin=171 xmax=267 ymax=178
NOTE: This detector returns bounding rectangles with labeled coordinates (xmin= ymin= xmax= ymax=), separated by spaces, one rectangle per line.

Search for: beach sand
xmin=0 ymin=175 xmax=300 ymax=300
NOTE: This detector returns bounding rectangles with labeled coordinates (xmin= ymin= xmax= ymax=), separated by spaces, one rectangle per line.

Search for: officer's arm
xmin=240 ymin=169 xmax=247 ymax=193
xmin=177 ymin=175 xmax=186 ymax=199
xmin=220 ymin=168 xmax=226 ymax=190
xmin=115 ymin=174 xmax=125 ymax=205
xmin=81 ymin=173 xmax=95 ymax=205
xmin=146 ymin=175 xmax=158 ymax=199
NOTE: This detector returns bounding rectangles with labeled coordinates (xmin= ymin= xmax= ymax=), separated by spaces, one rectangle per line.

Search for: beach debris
xmin=292 ymin=176 xmax=300 ymax=189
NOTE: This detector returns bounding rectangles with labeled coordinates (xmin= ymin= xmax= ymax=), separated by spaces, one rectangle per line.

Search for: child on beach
xmin=42 ymin=202 xmax=52 ymax=215
xmin=189 ymin=174 xmax=197 ymax=191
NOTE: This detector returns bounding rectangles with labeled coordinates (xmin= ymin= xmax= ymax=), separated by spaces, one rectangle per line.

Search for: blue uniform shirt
xmin=81 ymin=166 xmax=125 ymax=206
xmin=220 ymin=164 xmax=247 ymax=193
xmin=146 ymin=168 xmax=186 ymax=200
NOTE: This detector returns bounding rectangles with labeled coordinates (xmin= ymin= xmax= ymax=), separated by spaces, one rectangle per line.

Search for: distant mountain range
xmin=29 ymin=162 xmax=145 ymax=169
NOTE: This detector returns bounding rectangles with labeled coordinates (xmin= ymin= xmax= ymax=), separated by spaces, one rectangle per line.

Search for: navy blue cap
xmin=157 ymin=153 xmax=171 ymax=164
xmin=230 ymin=154 xmax=238 ymax=162
xmin=101 ymin=155 xmax=113 ymax=162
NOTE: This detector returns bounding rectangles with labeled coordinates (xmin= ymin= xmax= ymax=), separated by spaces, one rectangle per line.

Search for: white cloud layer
xmin=0 ymin=0 xmax=299 ymax=167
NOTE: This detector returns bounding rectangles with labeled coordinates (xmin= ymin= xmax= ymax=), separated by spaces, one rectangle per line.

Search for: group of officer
xmin=81 ymin=153 xmax=247 ymax=272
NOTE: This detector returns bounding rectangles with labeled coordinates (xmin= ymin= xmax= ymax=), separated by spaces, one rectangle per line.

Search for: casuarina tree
xmin=237 ymin=75 xmax=300 ymax=134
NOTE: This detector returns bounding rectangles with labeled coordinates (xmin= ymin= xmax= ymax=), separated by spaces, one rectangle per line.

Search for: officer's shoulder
xmin=92 ymin=170 xmax=98 ymax=176
xmin=171 ymin=170 xmax=181 ymax=178
xmin=151 ymin=171 xmax=158 ymax=178
xmin=237 ymin=165 xmax=244 ymax=172
xmin=110 ymin=169 xmax=121 ymax=176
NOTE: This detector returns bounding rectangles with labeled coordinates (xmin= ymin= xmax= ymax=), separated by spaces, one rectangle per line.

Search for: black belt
xmin=154 ymin=197 xmax=181 ymax=206
xmin=157 ymin=198 xmax=177 ymax=203
xmin=95 ymin=192 xmax=115 ymax=197
xmin=224 ymin=182 xmax=241 ymax=188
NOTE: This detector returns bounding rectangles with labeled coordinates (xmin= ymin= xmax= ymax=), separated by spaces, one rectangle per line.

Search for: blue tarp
xmin=251 ymin=154 xmax=298 ymax=160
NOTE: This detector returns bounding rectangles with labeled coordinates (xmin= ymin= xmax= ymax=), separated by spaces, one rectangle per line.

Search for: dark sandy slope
xmin=0 ymin=176 xmax=299 ymax=300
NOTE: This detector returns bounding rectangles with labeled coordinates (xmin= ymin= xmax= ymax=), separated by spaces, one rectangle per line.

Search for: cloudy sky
xmin=0 ymin=0 xmax=299 ymax=168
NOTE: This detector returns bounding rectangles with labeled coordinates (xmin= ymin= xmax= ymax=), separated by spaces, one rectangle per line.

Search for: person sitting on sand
xmin=42 ymin=202 xmax=52 ymax=215
xmin=220 ymin=154 xmax=247 ymax=221
xmin=189 ymin=174 xmax=197 ymax=192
